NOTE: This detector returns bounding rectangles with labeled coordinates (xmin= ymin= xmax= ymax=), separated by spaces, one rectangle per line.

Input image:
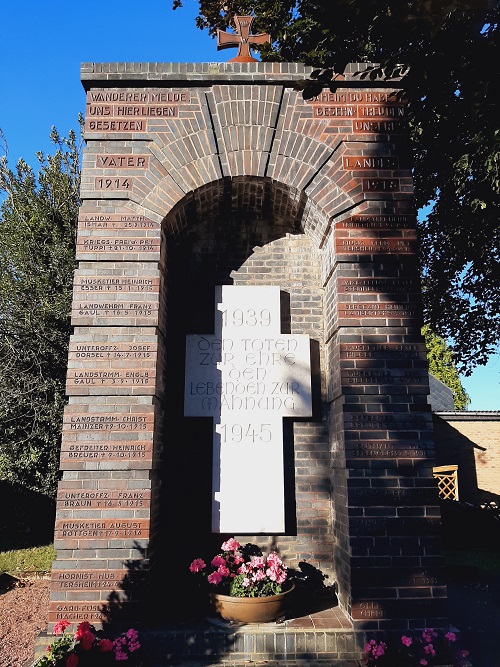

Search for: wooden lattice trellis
xmin=433 ymin=465 xmax=459 ymax=500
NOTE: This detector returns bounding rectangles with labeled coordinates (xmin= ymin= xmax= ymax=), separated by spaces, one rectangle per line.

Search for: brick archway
xmin=48 ymin=62 xmax=446 ymax=641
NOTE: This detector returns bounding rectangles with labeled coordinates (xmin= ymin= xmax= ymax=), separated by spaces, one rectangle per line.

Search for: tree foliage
xmin=422 ymin=324 xmax=470 ymax=410
xmin=177 ymin=0 xmax=500 ymax=373
xmin=0 ymin=125 xmax=81 ymax=496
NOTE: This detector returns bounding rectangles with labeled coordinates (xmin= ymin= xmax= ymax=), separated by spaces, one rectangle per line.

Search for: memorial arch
xmin=48 ymin=60 xmax=447 ymax=648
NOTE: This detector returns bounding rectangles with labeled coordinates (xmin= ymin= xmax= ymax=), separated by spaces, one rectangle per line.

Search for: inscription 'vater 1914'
xmin=184 ymin=286 xmax=312 ymax=533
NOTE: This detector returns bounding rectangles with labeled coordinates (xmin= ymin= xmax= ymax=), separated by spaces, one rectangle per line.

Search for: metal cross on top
xmin=217 ymin=15 xmax=271 ymax=62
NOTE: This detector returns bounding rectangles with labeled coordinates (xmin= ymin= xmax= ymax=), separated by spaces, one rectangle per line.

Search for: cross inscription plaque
xmin=217 ymin=15 xmax=271 ymax=63
xmin=184 ymin=286 xmax=312 ymax=533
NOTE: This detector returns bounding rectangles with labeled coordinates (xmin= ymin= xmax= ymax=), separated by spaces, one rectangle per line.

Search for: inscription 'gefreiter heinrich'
xmin=184 ymin=286 xmax=312 ymax=533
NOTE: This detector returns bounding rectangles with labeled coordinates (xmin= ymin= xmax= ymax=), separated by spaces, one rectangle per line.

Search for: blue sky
xmin=1 ymin=0 xmax=498 ymax=410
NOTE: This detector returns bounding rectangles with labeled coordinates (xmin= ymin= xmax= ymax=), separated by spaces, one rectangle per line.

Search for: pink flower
xmin=217 ymin=565 xmax=230 ymax=577
xmin=189 ymin=558 xmax=206 ymax=573
xmin=211 ymin=555 xmax=226 ymax=568
xmin=420 ymin=661 xmax=428 ymax=666
xmin=401 ymin=635 xmax=413 ymax=647
xmin=242 ymin=577 xmax=250 ymax=587
xmin=221 ymin=538 xmax=240 ymax=552
xmin=115 ymin=650 xmax=129 ymax=661
xmin=422 ymin=629 xmax=437 ymax=643
xmin=445 ymin=631 xmax=457 ymax=642
xmin=66 ymin=654 xmax=79 ymax=667
xmin=423 ymin=643 xmax=436 ymax=656
xmin=98 ymin=639 xmax=114 ymax=652
xmin=53 ymin=619 xmax=71 ymax=636
xmin=249 ymin=556 xmax=266 ymax=569
xmin=207 ymin=570 xmax=223 ymax=585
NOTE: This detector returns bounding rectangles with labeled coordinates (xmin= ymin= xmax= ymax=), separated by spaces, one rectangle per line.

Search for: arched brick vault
xmin=155 ymin=176 xmax=336 ymax=601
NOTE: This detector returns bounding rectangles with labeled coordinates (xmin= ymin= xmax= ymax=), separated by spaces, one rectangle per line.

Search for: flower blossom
xmin=189 ymin=558 xmax=206 ymax=573
xmin=207 ymin=570 xmax=223 ymax=585
xmin=53 ymin=619 xmax=71 ymax=636
xmin=221 ymin=538 xmax=240 ymax=552
xmin=98 ymin=638 xmax=114 ymax=652
xmin=78 ymin=630 xmax=95 ymax=651
xmin=211 ymin=555 xmax=226 ymax=568
xmin=423 ymin=643 xmax=436 ymax=657
xmin=445 ymin=631 xmax=457 ymax=642
xmin=401 ymin=635 xmax=413 ymax=647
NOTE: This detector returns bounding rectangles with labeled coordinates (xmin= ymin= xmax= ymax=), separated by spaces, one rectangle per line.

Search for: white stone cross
xmin=184 ymin=286 xmax=312 ymax=533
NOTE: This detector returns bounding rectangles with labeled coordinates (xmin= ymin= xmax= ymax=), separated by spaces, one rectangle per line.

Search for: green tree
xmin=422 ymin=324 xmax=470 ymax=410
xmin=178 ymin=0 xmax=500 ymax=373
xmin=0 ymin=125 xmax=81 ymax=496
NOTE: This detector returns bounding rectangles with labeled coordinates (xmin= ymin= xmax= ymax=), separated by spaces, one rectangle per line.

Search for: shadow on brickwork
xmin=0 ymin=481 xmax=55 ymax=551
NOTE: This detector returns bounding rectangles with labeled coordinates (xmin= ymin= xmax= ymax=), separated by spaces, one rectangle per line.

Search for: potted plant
xmin=33 ymin=620 xmax=142 ymax=667
xmin=189 ymin=537 xmax=294 ymax=623
xmin=361 ymin=629 xmax=472 ymax=666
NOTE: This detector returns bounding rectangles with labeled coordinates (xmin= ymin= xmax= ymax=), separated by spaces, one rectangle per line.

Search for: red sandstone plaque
xmin=308 ymin=92 xmax=400 ymax=105
xmin=337 ymin=302 xmax=420 ymax=319
xmin=341 ymin=369 xmax=426 ymax=385
xmin=335 ymin=214 xmax=416 ymax=229
xmin=71 ymin=301 xmax=159 ymax=326
xmin=57 ymin=489 xmax=151 ymax=509
xmin=343 ymin=156 xmax=398 ymax=170
xmin=76 ymin=237 xmax=161 ymax=257
xmin=344 ymin=412 xmax=432 ymax=431
xmin=66 ymin=369 xmax=156 ymax=390
xmin=51 ymin=569 xmax=129 ymax=591
xmin=69 ymin=341 xmax=157 ymax=359
xmin=49 ymin=601 xmax=109 ymax=624
xmin=345 ymin=440 xmax=434 ymax=459
xmin=353 ymin=119 xmax=402 ymax=133
xmin=86 ymin=91 xmax=189 ymax=104
xmin=78 ymin=213 xmax=159 ymax=231
xmin=337 ymin=277 xmax=419 ymax=294
xmin=95 ymin=155 xmax=149 ymax=169
xmin=54 ymin=519 xmax=150 ymax=540
xmin=362 ymin=178 xmax=400 ymax=191
xmin=73 ymin=277 xmax=160 ymax=293
xmin=334 ymin=237 xmax=416 ymax=254
xmin=340 ymin=342 xmax=426 ymax=360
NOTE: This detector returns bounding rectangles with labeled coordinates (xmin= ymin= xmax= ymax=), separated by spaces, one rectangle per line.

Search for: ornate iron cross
xmin=217 ymin=15 xmax=271 ymax=63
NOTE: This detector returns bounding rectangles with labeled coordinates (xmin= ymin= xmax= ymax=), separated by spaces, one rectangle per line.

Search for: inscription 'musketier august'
xmin=54 ymin=518 xmax=149 ymax=540
xmin=185 ymin=286 xmax=312 ymax=533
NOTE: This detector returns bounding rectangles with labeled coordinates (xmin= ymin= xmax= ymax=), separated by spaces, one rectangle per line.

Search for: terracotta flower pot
xmin=210 ymin=583 xmax=295 ymax=623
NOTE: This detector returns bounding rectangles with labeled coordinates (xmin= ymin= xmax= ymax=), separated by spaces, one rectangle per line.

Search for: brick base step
xmin=141 ymin=607 xmax=366 ymax=666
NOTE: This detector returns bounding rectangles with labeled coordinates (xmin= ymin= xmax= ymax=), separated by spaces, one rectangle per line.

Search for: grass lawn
xmin=0 ymin=544 xmax=56 ymax=575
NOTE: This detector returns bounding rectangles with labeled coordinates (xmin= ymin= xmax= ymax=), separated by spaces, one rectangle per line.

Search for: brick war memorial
xmin=44 ymin=15 xmax=452 ymax=663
